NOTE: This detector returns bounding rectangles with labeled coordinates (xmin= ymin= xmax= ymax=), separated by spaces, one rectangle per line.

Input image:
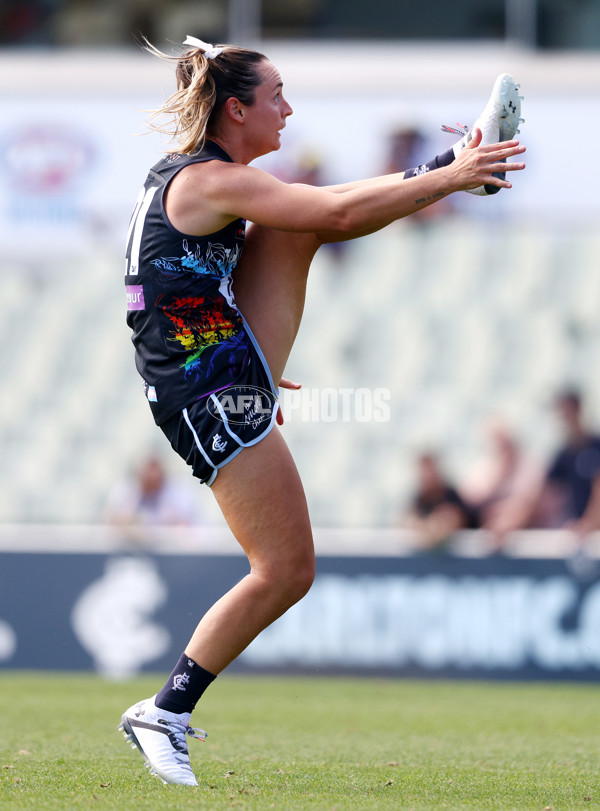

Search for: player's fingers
xmin=494 ymin=144 xmax=526 ymax=160
xmin=465 ymin=127 xmax=483 ymax=149
xmin=279 ymin=377 xmax=301 ymax=390
xmin=480 ymin=141 xmax=525 ymax=157
xmin=485 ymin=176 xmax=513 ymax=189
xmin=488 ymin=160 xmax=526 ymax=173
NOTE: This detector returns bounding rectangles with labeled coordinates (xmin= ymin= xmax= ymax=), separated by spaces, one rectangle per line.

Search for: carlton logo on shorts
xmin=207 ymin=385 xmax=275 ymax=428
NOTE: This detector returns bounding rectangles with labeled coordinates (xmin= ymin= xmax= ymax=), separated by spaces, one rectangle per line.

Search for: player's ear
xmin=224 ymin=97 xmax=244 ymax=124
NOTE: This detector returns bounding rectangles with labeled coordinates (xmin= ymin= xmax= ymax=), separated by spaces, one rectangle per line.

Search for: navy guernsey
xmin=125 ymin=141 xmax=271 ymax=426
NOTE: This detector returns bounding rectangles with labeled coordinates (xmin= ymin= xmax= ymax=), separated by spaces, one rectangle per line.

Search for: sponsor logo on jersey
xmin=126 ymin=285 xmax=145 ymax=310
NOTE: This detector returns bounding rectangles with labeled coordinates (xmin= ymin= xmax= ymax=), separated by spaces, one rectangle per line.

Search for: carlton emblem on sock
xmin=172 ymin=672 xmax=191 ymax=691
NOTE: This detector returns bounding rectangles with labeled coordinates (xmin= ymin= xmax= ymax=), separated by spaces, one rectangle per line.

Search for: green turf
xmin=0 ymin=673 xmax=599 ymax=810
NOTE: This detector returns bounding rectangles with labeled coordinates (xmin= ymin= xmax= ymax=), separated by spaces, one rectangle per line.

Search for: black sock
xmin=403 ymin=147 xmax=456 ymax=178
xmin=154 ymin=652 xmax=216 ymax=714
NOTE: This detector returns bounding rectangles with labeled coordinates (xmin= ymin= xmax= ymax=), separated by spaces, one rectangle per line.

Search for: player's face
xmin=243 ymin=60 xmax=293 ymax=157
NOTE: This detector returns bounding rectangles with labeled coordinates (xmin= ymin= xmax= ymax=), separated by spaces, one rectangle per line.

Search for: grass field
xmin=0 ymin=673 xmax=599 ymax=810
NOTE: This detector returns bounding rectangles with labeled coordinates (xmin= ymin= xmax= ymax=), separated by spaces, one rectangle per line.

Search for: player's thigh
xmin=210 ymin=426 xmax=314 ymax=581
xmin=233 ymin=224 xmax=321 ymax=384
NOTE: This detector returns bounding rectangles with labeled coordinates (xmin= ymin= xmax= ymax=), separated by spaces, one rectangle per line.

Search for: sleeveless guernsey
xmin=124 ymin=141 xmax=278 ymax=482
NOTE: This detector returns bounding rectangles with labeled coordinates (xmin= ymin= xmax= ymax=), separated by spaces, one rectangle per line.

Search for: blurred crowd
xmin=108 ymin=386 xmax=600 ymax=558
xmin=402 ymin=389 xmax=600 ymax=553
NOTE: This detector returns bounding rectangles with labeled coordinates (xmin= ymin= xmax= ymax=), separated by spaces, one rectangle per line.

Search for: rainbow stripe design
xmin=159 ymin=294 xmax=246 ymax=381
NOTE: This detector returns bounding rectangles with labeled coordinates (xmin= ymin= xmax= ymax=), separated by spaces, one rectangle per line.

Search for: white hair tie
xmin=183 ymin=35 xmax=223 ymax=60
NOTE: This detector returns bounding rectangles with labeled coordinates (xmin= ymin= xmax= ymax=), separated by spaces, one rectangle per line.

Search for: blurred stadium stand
xmin=1 ymin=216 xmax=599 ymax=526
xmin=3 ymin=0 xmax=600 ymax=49
xmin=3 ymin=0 xmax=600 ymax=687
xmin=0 ymin=4 xmax=599 ymax=530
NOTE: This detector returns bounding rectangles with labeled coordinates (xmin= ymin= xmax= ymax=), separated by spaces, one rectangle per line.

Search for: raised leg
xmin=233 ymin=225 xmax=321 ymax=385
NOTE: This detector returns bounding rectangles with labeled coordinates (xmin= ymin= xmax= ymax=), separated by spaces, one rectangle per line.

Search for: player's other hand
xmin=276 ymin=377 xmax=301 ymax=425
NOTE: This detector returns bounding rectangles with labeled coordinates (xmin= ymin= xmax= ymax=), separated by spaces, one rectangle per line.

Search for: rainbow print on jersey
xmin=159 ymin=294 xmax=246 ymax=382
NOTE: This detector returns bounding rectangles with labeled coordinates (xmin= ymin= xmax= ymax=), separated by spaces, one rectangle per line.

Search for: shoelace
xmin=186 ymin=724 xmax=207 ymax=742
xmin=166 ymin=720 xmax=207 ymax=757
xmin=442 ymin=114 xmax=524 ymax=138
xmin=440 ymin=122 xmax=469 ymax=136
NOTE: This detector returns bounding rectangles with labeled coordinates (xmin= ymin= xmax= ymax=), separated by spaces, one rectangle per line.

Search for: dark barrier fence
xmin=0 ymin=527 xmax=599 ymax=680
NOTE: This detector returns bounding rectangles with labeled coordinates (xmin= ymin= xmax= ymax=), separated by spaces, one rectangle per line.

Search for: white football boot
xmin=442 ymin=73 xmax=524 ymax=195
xmin=119 ymin=695 xmax=206 ymax=786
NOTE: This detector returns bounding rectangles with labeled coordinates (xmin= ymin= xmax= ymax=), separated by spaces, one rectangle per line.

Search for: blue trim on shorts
xmin=240 ymin=314 xmax=279 ymax=398
xmin=207 ymin=445 xmax=245 ymax=486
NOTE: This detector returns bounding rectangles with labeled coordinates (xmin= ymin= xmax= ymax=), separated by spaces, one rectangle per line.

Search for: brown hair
xmin=144 ymin=40 xmax=267 ymax=155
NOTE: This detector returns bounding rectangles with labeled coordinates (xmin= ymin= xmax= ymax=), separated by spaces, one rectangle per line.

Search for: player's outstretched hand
xmin=451 ymin=127 xmax=526 ymax=192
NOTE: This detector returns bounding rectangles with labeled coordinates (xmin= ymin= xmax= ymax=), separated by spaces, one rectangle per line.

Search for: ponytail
xmin=143 ymin=39 xmax=266 ymax=155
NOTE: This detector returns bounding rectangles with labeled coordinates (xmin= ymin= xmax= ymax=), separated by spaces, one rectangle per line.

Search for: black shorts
xmin=160 ymin=382 xmax=280 ymax=486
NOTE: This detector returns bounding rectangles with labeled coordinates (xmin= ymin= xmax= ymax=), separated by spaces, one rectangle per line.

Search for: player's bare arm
xmin=166 ymin=132 xmax=525 ymax=238
xmin=320 ymin=132 xmax=524 ymax=195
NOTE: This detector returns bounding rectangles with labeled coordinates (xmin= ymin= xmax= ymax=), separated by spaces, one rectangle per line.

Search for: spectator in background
xmin=461 ymin=417 xmax=544 ymax=543
xmin=537 ymin=390 xmax=600 ymax=537
xmin=106 ymin=454 xmax=202 ymax=530
xmin=403 ymin=452 xmax=478 ymax=551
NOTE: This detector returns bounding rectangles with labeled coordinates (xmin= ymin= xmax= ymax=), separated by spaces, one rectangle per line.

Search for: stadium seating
xmin=1 ymin=219 xmax=599 ymax=527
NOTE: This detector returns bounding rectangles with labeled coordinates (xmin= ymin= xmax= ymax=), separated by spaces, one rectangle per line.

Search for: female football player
xmin=120 ymin=36 xmax=525 ymax=785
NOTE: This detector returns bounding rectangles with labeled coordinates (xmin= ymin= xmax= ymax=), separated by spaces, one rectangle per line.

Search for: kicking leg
xmin=233 ymin=225 xmax=321 ymax=385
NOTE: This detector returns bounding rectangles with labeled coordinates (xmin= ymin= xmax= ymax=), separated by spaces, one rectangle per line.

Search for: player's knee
xmin=290 ymin=232 xmax=321 ymax=262
xmin=285 ymin=551 xmax=315 ymax=604
xmin=264 ymin=546 xmax=315 ymax=606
